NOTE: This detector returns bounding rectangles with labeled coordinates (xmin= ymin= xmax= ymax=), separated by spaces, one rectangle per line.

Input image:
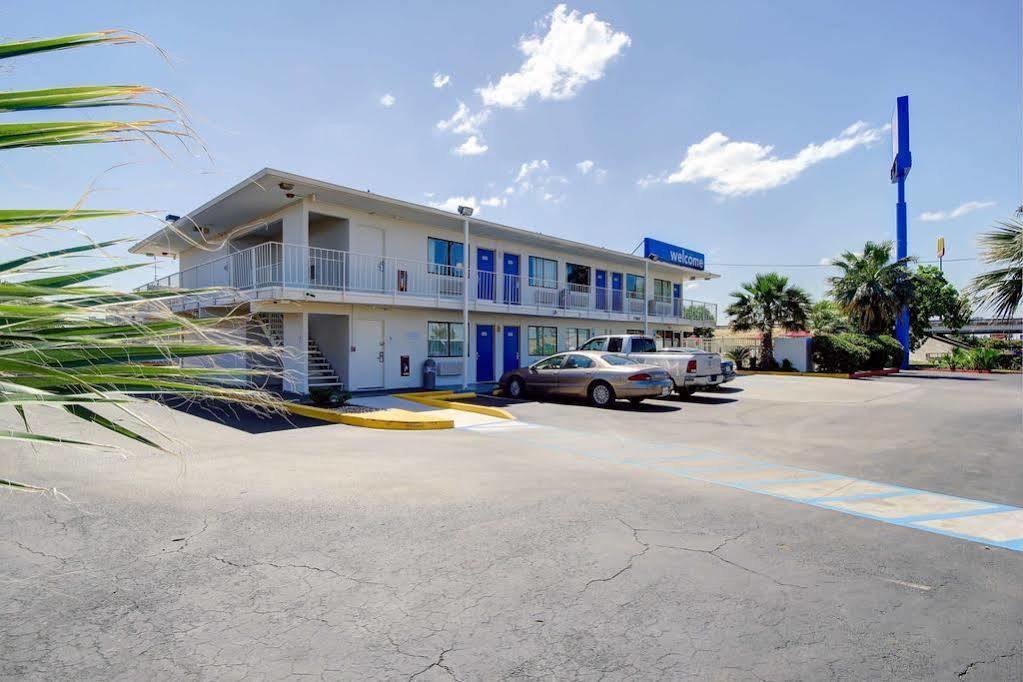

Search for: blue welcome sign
xmin=643 ymin=237 xmax=705 ymax=271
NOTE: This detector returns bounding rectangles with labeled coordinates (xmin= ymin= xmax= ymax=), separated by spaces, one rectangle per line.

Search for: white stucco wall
xmin=774 ymin=337 xmax=812 ymax=372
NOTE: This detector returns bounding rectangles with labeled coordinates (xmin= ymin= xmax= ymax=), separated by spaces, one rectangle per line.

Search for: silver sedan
xmin=499 ymin=351 xmax=673 ymax=407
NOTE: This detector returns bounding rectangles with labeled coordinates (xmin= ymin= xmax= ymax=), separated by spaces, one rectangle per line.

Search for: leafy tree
xmin=908 ymin=265 xmax=971 ymax=351
xmin=828 ymin=241 xmax=915 ymax=335
xmin=726 ymin=272 xmax=811 ymax=368
xmin=808 ymin=299 xmax=850 ymax=335
xmin=969 ymin=218 xmax=1022 ymax=319
xmin=1 ymin=33 xmax=281 ymax=491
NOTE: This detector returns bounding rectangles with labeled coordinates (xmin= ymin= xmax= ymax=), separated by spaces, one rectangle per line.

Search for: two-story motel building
xmin=131 ymin=169 xmax=720 ymax=394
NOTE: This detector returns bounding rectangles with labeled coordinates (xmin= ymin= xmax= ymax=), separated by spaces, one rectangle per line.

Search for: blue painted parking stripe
xmin=463 ymin=421 xmax=1023 ymax=552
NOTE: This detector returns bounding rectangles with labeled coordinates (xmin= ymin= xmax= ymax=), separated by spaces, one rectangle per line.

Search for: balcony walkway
xmin=141 ymin=241 xmax=718 ymax=326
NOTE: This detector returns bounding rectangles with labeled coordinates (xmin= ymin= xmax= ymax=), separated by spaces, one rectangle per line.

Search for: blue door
xmin=503 ymin=253 xmax=520 ymax=305
xmin=595 ymin=269 xmax=607 ymax=310
xmin=476 ymin=324 xmax=495 ymax=382
xmin=477 ymin=248 xmax=495 ymax=300
xmin=611 ymin=272 xmax=623 ymax=312
xmin=503 ymin=326 xmax=521 ymax=373
xmin=673 ymin=283 xmax=682 ymax=317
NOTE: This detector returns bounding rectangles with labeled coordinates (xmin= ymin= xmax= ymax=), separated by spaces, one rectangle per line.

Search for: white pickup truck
xmin=577 ymin=334 xmax=724 ymax=397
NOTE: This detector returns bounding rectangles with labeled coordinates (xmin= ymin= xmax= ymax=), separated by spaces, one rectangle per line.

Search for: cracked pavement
xmin=1 ymin=372 xmax=1021 ymax=680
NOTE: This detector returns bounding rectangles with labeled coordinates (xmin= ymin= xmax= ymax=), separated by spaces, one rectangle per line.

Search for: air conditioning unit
xmin=536 ymin=288 xmax=556 ymax=306
xmin=436 ymin=358 xmax=463 ymax=376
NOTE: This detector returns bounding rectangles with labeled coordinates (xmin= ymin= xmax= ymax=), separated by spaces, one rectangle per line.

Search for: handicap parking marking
xmin=460 ymin=420 xmax=1023 ymax=552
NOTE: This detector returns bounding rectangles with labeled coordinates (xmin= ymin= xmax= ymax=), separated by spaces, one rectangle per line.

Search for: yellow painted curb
xmin=394 ymin=391 xmax=514 ymax=420
xmin=284 ymin=402 xmax=454 ymax=430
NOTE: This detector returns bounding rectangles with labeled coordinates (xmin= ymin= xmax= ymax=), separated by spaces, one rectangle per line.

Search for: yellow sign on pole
xmin=936 ymin=236 xmax=946 ymax=259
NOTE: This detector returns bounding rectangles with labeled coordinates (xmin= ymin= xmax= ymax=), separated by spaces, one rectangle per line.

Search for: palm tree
xmin=726 ymin=273 xmax=811 ymax=368
xmin=827 ymin=241 xmax=914 ymax=335
xmin=1 ymin=33 xmax=281 ymax=491
xmin=969 ymin=219 xmax=1022 ymax=319
xmin=808 ymin=299 xmax=850 ymax=335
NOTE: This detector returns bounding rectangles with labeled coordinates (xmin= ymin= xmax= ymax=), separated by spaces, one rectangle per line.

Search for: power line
xmin=709 ymin=257 xmax=977 ymax=267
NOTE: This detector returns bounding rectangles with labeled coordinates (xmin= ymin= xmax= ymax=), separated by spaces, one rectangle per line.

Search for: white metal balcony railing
xmin=142 ymin=241 xmax=718 ymax=324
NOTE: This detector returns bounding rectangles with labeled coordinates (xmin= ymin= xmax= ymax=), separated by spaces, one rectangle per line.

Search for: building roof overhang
xmin=130 ymin=168 xmax=719 ymax=280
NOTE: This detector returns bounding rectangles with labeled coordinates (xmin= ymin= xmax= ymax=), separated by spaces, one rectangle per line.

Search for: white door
xmin=349 ymin=224 xmax=385 ymax=292
xmin=351 ymin=319 xmax=385 ymax=389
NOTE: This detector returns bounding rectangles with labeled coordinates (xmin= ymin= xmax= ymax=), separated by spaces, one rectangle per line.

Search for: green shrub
xmin=874 ymin=335 xmax=905 ymax=368
xmin=935 ymin=348 xmax=969 ymax=370
xmin=967 ymin=347 xmax=1001 ymax=371
xmin=310 ymin=386 xmax=351 ymax=406
xmin=812 ymin=334 xmax=870 ymax=373
xmin=726 ymin=346 xmax=752 ymax=368
xmin=780 ymin=358 xmax=795 ymax=372
xmin=839 ymin=333 xmax=886 ymax=370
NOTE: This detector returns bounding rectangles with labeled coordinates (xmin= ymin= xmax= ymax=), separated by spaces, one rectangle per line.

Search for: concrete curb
xmin=283 ymin=402 xmax=455 ymax=430
xmin=738 ymin=369 xmax=901 ymax=380
xmin=394 ymin=390 xmax=515 ymax=420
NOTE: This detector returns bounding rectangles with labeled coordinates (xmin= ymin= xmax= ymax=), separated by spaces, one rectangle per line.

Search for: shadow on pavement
xmin=896 ymin=374 xmax=991 ymax=382
xmin=657 ymin=393 xmax=739 ymax=405
xmin=156 ymin=396 xmax=331 ymax=434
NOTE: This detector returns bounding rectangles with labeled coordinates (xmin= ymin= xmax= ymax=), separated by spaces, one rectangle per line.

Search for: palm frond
xmin=0 ymin=211 xmax=134 ymax=232
xmin=970 ymin=219 xmax=1022 ymax=319
xmin=0 ymin=85 xmax=170 ymax=113
xmin=0 ymin=120 xmax=183 ymax=150
xmin=0 ymin=31 xmax=141 ymax=60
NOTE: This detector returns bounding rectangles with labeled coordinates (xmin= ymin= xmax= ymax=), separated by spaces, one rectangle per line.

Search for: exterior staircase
xmin=253 ymin=313 xmax=343 ymax=390
xmin=306 ymin=337 xmax=343 ymax=388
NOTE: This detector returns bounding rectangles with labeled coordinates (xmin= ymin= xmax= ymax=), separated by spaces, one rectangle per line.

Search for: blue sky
xmin=1 ymin=1 xmax=1019 ymax=313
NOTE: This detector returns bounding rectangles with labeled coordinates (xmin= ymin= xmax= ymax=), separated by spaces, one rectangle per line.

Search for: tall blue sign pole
xmin=891 ymin=96 xmax=912 ymax=368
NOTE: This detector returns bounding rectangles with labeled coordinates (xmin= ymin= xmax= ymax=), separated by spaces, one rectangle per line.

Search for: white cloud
xmin=576 ymin=159 xmax=607 ymax=182
xmin=514 ymin=159 xmax=550 ymax=186
xmin=453 ymin=135 xmax=488 ymax=156
xmin=919 ymin=200 xmax=995 ymax=222
xmin=436 ymin=102 xmax=490 ymax=135
xmin=819 ymin=257 xmax=834 ymax=265
xmin=379 ymin=93 xmax=396 ymax=107
xmin=428 ymin=195 xmax=504 ymax=214
xmin=641 ymin=121 xmax=888 ymax=197
xmin=478 ymin=4 xmax=631 ymax=109
xmin=432 ymin=72 xmax=451 ymax=88
xmin=685 ymin=282 xmax=700 ymax=290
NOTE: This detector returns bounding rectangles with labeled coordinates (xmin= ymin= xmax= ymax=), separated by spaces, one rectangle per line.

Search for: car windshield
xmin=578 ymin=338 xmax=606 ymax=351
xmin=601 ymin=354 xmax=639 ymax=366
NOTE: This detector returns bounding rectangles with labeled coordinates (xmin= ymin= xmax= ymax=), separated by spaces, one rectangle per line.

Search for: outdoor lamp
xmin=457 ymin=205 xmax=474 ymax=217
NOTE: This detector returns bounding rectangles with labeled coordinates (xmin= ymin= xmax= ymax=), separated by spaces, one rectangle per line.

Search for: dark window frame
xmin=427 ymin=321 xmax=465 ymax=358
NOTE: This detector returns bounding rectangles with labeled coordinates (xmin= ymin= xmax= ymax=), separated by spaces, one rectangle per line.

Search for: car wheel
xmin=589 ymin=381 xmax=615 ymax=408
xmin=628 ymin=397 xmax=644 ymax=407
xmin=508 ymin=377 xmax=525 ymax=399
xmin=678 ymin=386 xmax=696 ymax=399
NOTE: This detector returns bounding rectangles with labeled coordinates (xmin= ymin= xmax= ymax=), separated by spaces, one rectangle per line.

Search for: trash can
xmin=422 ymin=358 xmax=437 ymax=390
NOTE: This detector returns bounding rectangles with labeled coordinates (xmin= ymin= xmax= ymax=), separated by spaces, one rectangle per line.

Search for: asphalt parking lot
xmin=2 ymin=371 xmax=1021 ymax=680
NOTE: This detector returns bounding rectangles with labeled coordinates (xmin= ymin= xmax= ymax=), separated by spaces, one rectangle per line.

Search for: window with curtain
xmin=626 ymin=274 xmax=645 ymax=296
xmin=428 ymin=237 xmax=464 ymax=276
xmin=565 ymin=327 xmax=592 ymax=350
xmin=528 ymin=256 xmax=558 ymax=288
xmin=427 ymin=321 xmax=464 ymax=357
xmin=654 ymin=279 xmax=672 ymax=300
xmin=527 ymin=326 xmax=558 ymax=356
